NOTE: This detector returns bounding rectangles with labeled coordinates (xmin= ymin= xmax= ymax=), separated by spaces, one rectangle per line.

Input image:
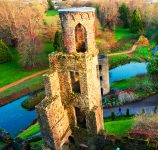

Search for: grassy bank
xmin=21 ymin=91 xmax=45 ymax=110
xmin=114 ymin=27 xmax=137 ymax=42
xmin=18 ymin=123 xmax=40 ymax=139
xmin=0 ymin=75 xmax=44 ymax=99
xmin=18 ymin=116 xmax=134 ymax=139
xmin=104 ymin=119 xmax=134 ymax=137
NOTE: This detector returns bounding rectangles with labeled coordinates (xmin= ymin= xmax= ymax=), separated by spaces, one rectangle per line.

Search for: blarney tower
xmin=36 ymin=7 xmax=104 ymax=150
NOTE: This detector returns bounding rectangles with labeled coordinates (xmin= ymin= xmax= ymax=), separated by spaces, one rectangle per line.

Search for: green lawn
xmin=0 ymin=75 xmax=43 ymax=99
xmin=114 ymin=27 xmax=137 ymax=42
xmin=18 ymin=118 xmax=134 ymax=139
xmin=111 ymin=74 xmax=152 ymax=90
xmin=18 ymin=123 xmax=40 ymax=139
xmin=0 ymin=48 xmax=45 ymax=88
xmin=44 ymin=10 xmax=59 ymax=25
xmin=104 ymin=119 xmax=134 ymax=137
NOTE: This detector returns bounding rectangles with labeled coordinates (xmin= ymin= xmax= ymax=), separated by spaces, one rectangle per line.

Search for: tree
xmin=18 ymin=33 xmax=44 ymax=69
xmin=0 ymin=39 xmax=12 ymax=64
xmin=130 ymin=9 xmax=143 ymax=33
xmin=147 ymin=53 xmax=158 ymax=89
xmin=0 ymin=1 xmax=47 ymax=69
xmin=118 ymin=3 xmax=130 ymax=28
xmin=99 ymin=0 xmax=118 ymax=30
xmin=111 ymin=112 xmax=116 ymax=121
xmin=47 ymin=0 xmax=54 ymax=10
xmin=0 ymin=1 xmax=45 ymax=46
xmin=54 ymin=31 xmax=64 ymax=51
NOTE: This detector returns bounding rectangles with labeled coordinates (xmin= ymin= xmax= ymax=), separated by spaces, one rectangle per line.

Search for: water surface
xmin=110 ymin=62 xmax=148 ymax=83
xmin=0 ymin=95 xmax=37 ymax=137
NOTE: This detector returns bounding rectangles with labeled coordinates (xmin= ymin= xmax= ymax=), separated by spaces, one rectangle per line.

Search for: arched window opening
xmin=75 ymin=23 xmax=86 ymax=53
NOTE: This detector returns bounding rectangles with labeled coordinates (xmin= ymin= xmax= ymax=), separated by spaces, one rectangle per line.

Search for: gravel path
xmin=103 ymin=94 xmax=158 ymax=117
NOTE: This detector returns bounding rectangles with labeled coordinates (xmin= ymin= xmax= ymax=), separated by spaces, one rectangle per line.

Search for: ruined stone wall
xmin=98 ymin=55 xmax=110 ymax=95
xmin=37 ymin=7 xmax=106 ymax=150
xmin=59 ymin=11 xmax=96 ymax=54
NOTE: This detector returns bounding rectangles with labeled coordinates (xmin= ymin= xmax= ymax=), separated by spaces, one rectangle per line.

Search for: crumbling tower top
xmin=58 ymin=7 xmax=95 ymax=14
xmin=58 ymin=7 xmax=97 ymax=54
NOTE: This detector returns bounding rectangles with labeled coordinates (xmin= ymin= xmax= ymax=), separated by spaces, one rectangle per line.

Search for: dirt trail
xmin=107 ymin=42 xmax=138 ymax=57
xmin=0 ymin=69 xmax=48 ymax=93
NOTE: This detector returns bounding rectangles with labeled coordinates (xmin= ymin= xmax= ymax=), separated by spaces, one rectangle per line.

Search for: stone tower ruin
xmin=36 ymin=7 xmax=108 ymax=150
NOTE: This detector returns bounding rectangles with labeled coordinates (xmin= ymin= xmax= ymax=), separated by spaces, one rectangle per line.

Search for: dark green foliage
xmin=109 ymin=54 xmax=132 ymax=69
xmin=53 ymin=31 xmax=64 ymax=52
xmin=111 ymin=112 xmax=116 ymax=121
xmin=22 ymin=91 xmax=45 ymax=110
xmin=0 ymin=39 xmax=12 ymax=64
xmin=126 ymin=108 xmax=130 ymax=116
xmin=154 ymin=106 xmax=157 ymax=113
xmin=47 ymin=0 xmax=54 ymax=10
xmin=141 ymin=108 xmax=145 ymax=114
xmin=147 ymin=53 xmax=158 ymax=88
xmin=155 ymin=34 xmax=158 ymax=44
xmin=118 ymin=3 xmax=130 ymax=28
xmin=130 ymin=9 xmax=143 ymax=33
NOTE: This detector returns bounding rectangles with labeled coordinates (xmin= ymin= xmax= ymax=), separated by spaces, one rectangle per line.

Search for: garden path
xmin=107 ymin=42 xmax=138 ymax=57
xmin=0 ymin=69 xmax=48 ymax=92
xmin=103 ymin=94 xmax=158 ymax=117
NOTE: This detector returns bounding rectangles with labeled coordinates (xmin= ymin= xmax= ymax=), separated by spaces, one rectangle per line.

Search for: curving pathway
xmin=107 ymin=42 xmax=138 ymax=57
xmin=103 ymin=94 xmax=158 ymax=117
xmin=0 ymin=69 xmax=48 ymax=92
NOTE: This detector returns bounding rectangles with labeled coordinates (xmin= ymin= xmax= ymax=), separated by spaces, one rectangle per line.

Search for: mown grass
xmin=19 ymin=119 xmax=134 ymax=139
xmin=0 ymin=75 xmax=43 ymax=99
xmin=18 ymin=123 xmax=40 ymax=139
xmin=44 ymin=10 xmax=59 ymax=25
xmin=104 ymin=119 xmax=134 ymax=137
xmin=110 ymin=75 xmax=147 ymax=90
xmin=0 ymin=48 xmax=44 ymax=88
xmin=114 ymin=27 xmax=137 ymax=42
xmin=18 ymin=117 xmax=134 ymax=139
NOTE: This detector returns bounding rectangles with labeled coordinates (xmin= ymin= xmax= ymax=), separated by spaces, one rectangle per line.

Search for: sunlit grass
xmin=18 ymin=123 xmax=40 ymax=139
xmin=104 ymin=119 xmax=134 ymax=137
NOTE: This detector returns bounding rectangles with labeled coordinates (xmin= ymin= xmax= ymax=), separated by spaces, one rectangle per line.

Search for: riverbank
xmin=103 ymin=94 xmax=158 ymax=117
xmin=0 ymin=83 xmax=44 ymax=107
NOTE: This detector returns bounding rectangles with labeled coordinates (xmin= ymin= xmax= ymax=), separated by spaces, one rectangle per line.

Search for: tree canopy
xmin=118 ymin=3 xmax=130 ymax=28
xmin=130 ymin=9 xmax=143 ymax=33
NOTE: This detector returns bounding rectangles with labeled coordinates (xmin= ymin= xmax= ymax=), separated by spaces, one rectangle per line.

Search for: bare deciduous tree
xmin=0 ymin=1 xmax=48 ymax=69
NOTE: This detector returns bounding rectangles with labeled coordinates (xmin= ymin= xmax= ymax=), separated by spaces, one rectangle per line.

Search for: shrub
xmin=21 ymin=91 xmax=45 ymax=110
xmin=141 ymin=108 xmax=145 ymax=114
xmin=154 ymin=106 xmax=157 ymax=113
xmin=47 ymin=0 xmax=54 ymax=10
xmin=126 ymin=108 xmax=130 ymax=117
xmin=138 ymin=35 xmax=149 ymax=46
xmin=133 ymin=114 xmax=158 ymax=140
xmin=0 ymin=39 xmax=12 ymax=64
xmin=111 ymin=112 xmax=116 ymax=121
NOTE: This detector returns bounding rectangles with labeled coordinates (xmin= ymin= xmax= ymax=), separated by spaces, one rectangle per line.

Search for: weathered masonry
xmin=36 ymin=7 xmax=109 ymax=150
